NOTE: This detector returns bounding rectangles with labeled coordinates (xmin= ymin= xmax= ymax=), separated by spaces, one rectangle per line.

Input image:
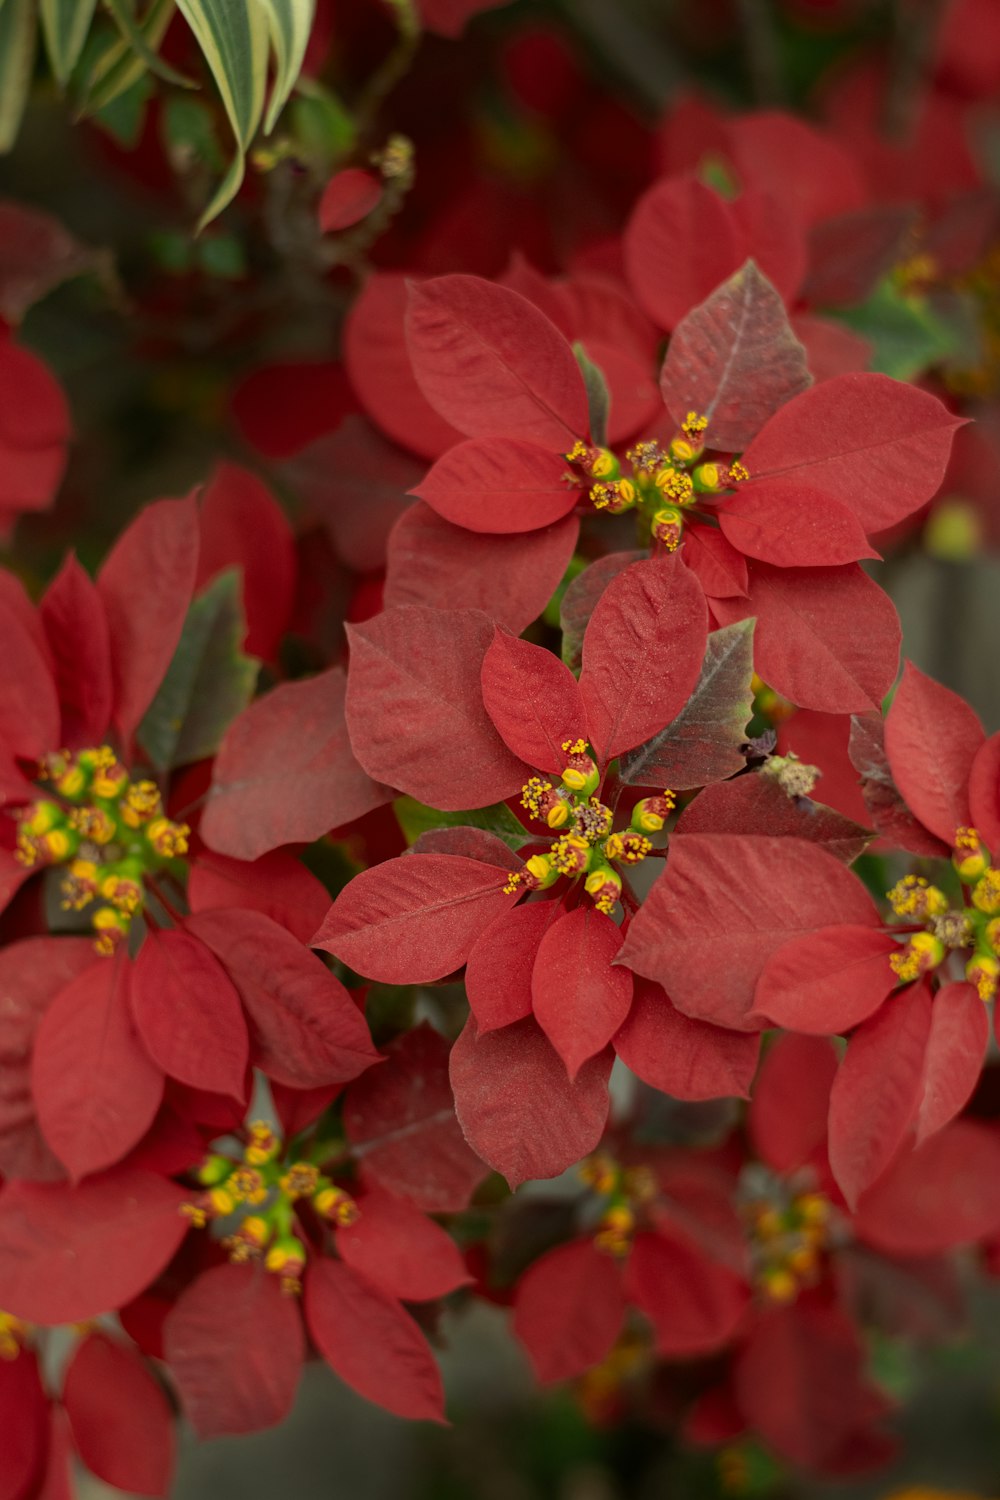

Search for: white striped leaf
xmin=0 ymin=0 xmax=37 ymax=151
xmin=83 ymin=0 xmax=177 ymax=115
xmin=254 ymin=0 xmax=314 ymax=133
xmin=40 ymin=0 xmax=98 ymax=83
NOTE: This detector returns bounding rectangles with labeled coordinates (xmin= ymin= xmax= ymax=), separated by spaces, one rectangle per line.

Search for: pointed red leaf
xmin=855 ymin=1120 xmax=1000 ymax=1255
xmin=32 ymin=957 xmax=164 ymax=1181
xmin=0 ymin=336 xmax=69 ymax=521
xmin=579 ymin=555 xmax=708 ymax=763
xmin=719 ymin=486 xmax=878 ymax=567
xmin=884 ymin=661 xmax=985 ymax=844
xmin=40 ymin=553 xmax=113 ymax=748
xmin=64 ymin=1332 xmax=174 ymax=1496
xmin=560 ymin=550 xmax=646 ymax=674
xmin=346 ymin=606 xmax=529 ymax=809
xmin=450 ymin=1016 xmax=611 ymax=1188
xmin=344 ymin=274 xmax=461 ymax=460
xmin=196 ymin=462 xmax=296 ymax=663
xmin=305 ymin=1258 xmax=446 ymax=1422
xmin=406 ymin=275 xmax=589 ymax=449
xmin=0 ymin=1348 xmax=47 ymax=1500
xmin=683 ymin=525 xmax=749 ymax=599
xmin=625 ymin=1229 xmax=748 ymax=1355
xmin=37 ymin=1407 xmax=73 ymax=1500
xmin=385 ymin=503 xmax=578 ymax=634
xmin=0 ymin=601 xmax=60 ymax=761
xmin=344 ymin=1025 xmax=488 ymax=1212
xmin=186 ymin=909 xmax=378 ymax=1089
xmin=286 ymin=415 xmax=417 ymax=571
xmin=314 ymin=853 xmax=517 ymax=984
xmin=712 ymin=563 xmax=900 ymax=714
xmin=660 ymin=261 xmax=811 ymax=451
xmin=465 ymin=898 xmax=562 ymax=1033
xmin=676 ymin=771 xmax=871 ymax=863
xmin=730 ymin=112 xmax=866 ymax=227
xmin=202 ymin=667 xmax=390 ymax=861
xmin=619 ymin=833 xmax=879 ymax=1030
xmin=130 ymin=929 xmax=248 ymax=1099
xmin=849 ymin=711 xmax=949 ymax=857
xmin=164 ymin=1264 xmax=304 ymax=1437
xmin=187 ymin=849 xmax=330 ymax=946
xmin=512 ymin=1239 xmax=626 ymax=1383
xmin=624 ymin=176 xmax=741 ymax=332
xmin=792 ymin=313 xmax=871 ymax=381
xmin=410 ymin=827 xmax=517 ymax=865
xmin=97 ymin=497 xmax=199 ymax=745
xmin=413 ymin=438 xmax=578 ymax=533
xmin=730 ymin=187 xmax=807 ymax=306
xmin=532 ymin=907 xmax=633 ymax=1077
xmin=916 ymin=981 xmax=988 ymax=1145
xmin=482 ymin=629 xmax=587 ymax=772
xmin=740 ymin=373 xmax=964 ymax=534
xmin=828 ymin=982 xmax=934 ymax=1209
xmin=969 ymin=731 xmax=1000 ymax=851
xmin=319 ymin=167 xmax=382 ymax=231
xmin=614 ymin=979 xmax=759 ymax=1101
xmin=0 ymin=1169 xmax=189 ymax=1323
xmin=748 ymin=1033 xmax=838 ymax=1175
xmin=752 ymin=926 xmax=897 ymax=1035
xmin=335 ymin=1186 xmax=472 ymax=1302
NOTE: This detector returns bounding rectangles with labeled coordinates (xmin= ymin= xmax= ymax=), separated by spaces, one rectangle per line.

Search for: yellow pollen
xmin=728 ymin=461 xmax=750 ymax=483
xmin=890 ymin=931 xmax=945 ymax=983
xmin=147 ymin=817 xmax=190 ymax=859
xmin=279 ymin=1163 xmax=320 ymax=1200
xmin=887 ymin=875 xmax=948 ymax=919
xmin=654 ymin=466 xmax=695 ymax=503
xmin=68 ymin=805 xmax=116 ymax=844
xmin=565 ymin=440 xmax=589 ymax=465
xmin=561 ymin=739 xmax=588 ymax=756
xmin=682 ymin=411 xmax=709 ymax=438
xmin=972 ymin=870 xmax=1000 ymax=915
xmin=121 ymin=781 xmax=162 ymax=828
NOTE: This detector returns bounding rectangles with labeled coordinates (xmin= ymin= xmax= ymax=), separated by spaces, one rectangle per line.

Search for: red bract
xmin=0 ymin=330 xmax=70 ymax=538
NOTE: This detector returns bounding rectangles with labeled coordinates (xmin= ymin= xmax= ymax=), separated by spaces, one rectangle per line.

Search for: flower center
xmin=887 ymin=830 xmax=1000 ymax=1000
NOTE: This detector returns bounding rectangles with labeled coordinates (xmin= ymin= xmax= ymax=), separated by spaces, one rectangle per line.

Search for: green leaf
xmin=573 ymin=341 xmax=610 ymax=449
xmin=163 ymin=92 xmax=224 ymax=170
xmin=289 ymin=77 xmax=356 ymax=167
xmin=40 ymin=0 xmax=97 ymax=85
xmin=174 ymin=0 xmax=269 ymax=229
xmin=253 ymin=0 xmax=314 ymax=133
xmin=94 ymin=69 xmax=153 ymax=144
xmin=81 ymin=0 xmax=175 ymax=116
xmin=834 ymin=280 xmax=961 ymax=381
xmin=138 ymin=570 xmax=259 ymax=771
xmin=102 ymin=0 xmax=196 ymax=89
xmin=0 ymin=0 xmax=37 ymax=153
xmin=393 ymin=798 xmax=531 ymax=852
xmin=618 ymin=619 xmax=755 ymax=789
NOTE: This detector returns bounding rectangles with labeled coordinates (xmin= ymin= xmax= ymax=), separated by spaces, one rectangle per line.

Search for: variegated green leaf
xmin=254 ymin=0 xmax=314 ymax=133
xmin=0 ymin=0 xmax=37 ymax=152
xmin=103 ymin=0 xmax=194 ymax=89
xmin=174 ymin=0 xmax=269 ymax=228
xmin=83 ymin=0 xmax=175 ymax=115
xmin=41 ymin=0 xmax=98 ymax=84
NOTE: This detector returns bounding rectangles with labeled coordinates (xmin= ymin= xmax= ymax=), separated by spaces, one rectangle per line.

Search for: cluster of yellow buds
xmin=0 ymin=1311 xmax=28 ymax=1361
xmin=743 ymin=1178 xmax=831 ymax=1304
xmin=580 ymin=1153 xmax=658 ymax=1258
xmin=565 ymin=416 xmax=751 ymax=556
xmin=886 ymin=834 xmax=1000 ymax=1001
xmin=11 ymin=746 xmax=190 ymax=955
xmin=183 ymin=1121 xmax=359 ymax=1295
xmin=504 ymin=742 xmax=672 ymax=915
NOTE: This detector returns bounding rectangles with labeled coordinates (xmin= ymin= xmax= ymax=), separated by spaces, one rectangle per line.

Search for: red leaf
xmin=624 ymin=1230 xmax=748 ymax=1356
xmin=130 ymin=929 xmax=248 ymax=1099
xmin=410 ymin=826 xmax=516 ymax=865
xmin=187 ymin=849 xmax=330 ymax=946
xmin=619 ymin=833 xmax=879 ymax=1030
xmin=482 ymin=629 xmax=587 ymax=772
xmin=0 ymin=198 xmax=96 ymax=323
xmin=32 ymin=957 xmax=164 ymax=1181
xmin=682 ymin=524 xmax=749 ymax=599
xmin=385 ymin=503 xmax=579 ymax=635
xmin=450 ymin=1016 xmax=611 ymax=1188
xmin=855 ymin=1120 xmax=1000 ymax=1255
xmin=305 ymin=1258 xmax=446 ymax=1422
xmin=624 ymin=176 xmax=741 ymax=332
xmin=730 ymin=188 xmax=807 ymax=307
xmin=319 ymin=168 xmax=382 ymax=232
xmin=0 ymin=937 xmax=96 ymax=1183
xmin=512 ymin=1239 xmax=626 ymax=1383
xmin=0 ymin=336 xmax=70 ymax=521
xmin=883 ymin=660 xmax=985 ymax=844
xmin=916 ymin=982 xmax=988 ymax=1145
xmin=532 ymin=907 xmax=633 ymax=1078
xmin=792 ymin=314 xmax=872 ymax=381
xmin=335 ymin=1186 xmax=472 ymax=1301
xmin=187 ymin=909 xmax=378 ymax=1088
xmin=0 ymin=600 xmax=60 ymax=761
xmin=712 ymin=563 xmax=900 ymax=714
xmin=346 ymin=606 xmax=529 ymax=809
xmin=660 ymin=261 xmax=811 ymax=451
xmin=752 ymin=926 xmax=897 ymax=1035
xmin=40 ymin=553 xmax=113 ymax=749
xmin=285 ymin=415 xmax=417 ymax=571
xmin=719 ymin=486 xmax=878 ymax=568
xmin=676 ymin=771 xmax=871 ymax=863
xmin=202 ymin=667 xmax=390 ymax=861
xmin=734 ymin=1301 xmax=868 ymax=1471
xmin=748 ymin=1034 xmax=838 ymax=1175
xmin=37 ymin=1408 xmax=73 ymax=1500
xmin=344 ymin=1025 xmax=487 ymax=1213
xmin=579 ymin=555 xmax=708 ymax=763
xmin=729 ymin=112 xmax=866 ymax=228
xmin=560 ymin=550 xmax=645 ymax=673
xmin=0 ymin=1348 xmax=47 ymax=1500
xmin=164 ymin=1264 xmax=304 ymax=1437
xmin=418 ymin=0 xmax=508 ymax=36
xmin=777 ymin=708 xmax=872 ymax=827
xmin=0 ymin=1169 xmax=189 ymax=1323
xmin=465 ymin=899 xmax=561 ymax=1033
xmin=315 ymin=852 xmax=517 ymax=985
xmin=828 ymin=982 xmax=934 ymax=1209
xmin=64 ymin=1332 xmax=174 ymax=1496
xmin=413 ymin=438 xmax=578 ymax=533
xmin=97 ymin=497 xmax=199 ymax=745
xmin=969 ymin=731 xmax=1000 ymax=851
xmin=344 ymin=274 xmax=461 ymax=460
xmin=803 ymin=205 xmax=920 ymax=307
xmin=614 ymin=979 xmax=759 ymax=1101
xmin=196 ymin=463 xmax=296 ymax=664
xmin=849 ymin=711 xmax=949 ymax=857
xmin=740 ymin=373 xmax=964 ymax=534
xmin=406 ymin=275 xmax=589 ymax=449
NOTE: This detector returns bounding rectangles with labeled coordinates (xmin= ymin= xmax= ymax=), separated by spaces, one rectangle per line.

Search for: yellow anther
xmin=99 ymin=874 xmax=142 ymax=916
xmin=590 ymin=449 xmax=616 ymax=479
xmin=651 ymin=506 xmax=684 ymax=551
xmin=972 ymin=869 xmax=1000 ymax=915
xmin=147 ymin=818 xmax=190 ymax=859
xmin=683 ymin=411 xmax=709 ymax=438
xmin=207 ymin=1186 xmax=236 ymax=1216
xmin=728 ymin=461 xmax=750 ymax=483
xmin=654 ymin=466 xmax=695 ymax=503
xmin=785 ymin=1243 xmax=818 ymax=1276
xmin=795 ymin=1193 xmax=829 ymax=1226
xmin=967 ymin=953 xmax=1000 ymax=1003
xmin=631 ymin=791 xmax=675 ymax=834
xmin=580 ymin=1154 xmax=619 ymax=1194
xmin=237 ymin=1216 xmax=269 ymax=1248
xmin=626 ymin=441 xmax=663 ymax=474
xmin=603 ymin=831 xmax=651 ymax=865
xmin=761 ymin=1267 xmax=797 ymax=1303
xmin=40 ymin=828 xmax=74 ymax=861
xmin=314 ymin=1185 xmax=360 ymax=1226
xmin=565 ymin=440 xmax=590 ymax=465
xmin=890 ymin=930 xmax=945 ymax=983
xmin=953 ymin=826 xmax=989 ymax=881
xmin=693 ymin=462 xmax=722 ymax=491
xmin=245 ymin=1122 xmax=281 ymax=1166
xmin=230 ymin=1166 xmax=268 ymax=1205
xmin=549 ymin=833 xmax=591 ymax=877
xmin=68 ymin=805 xmax=116 ymax=845
xmin=121 ymin=781 xmax=162 ymax=828
xmin=60 ymin=859 xmax=99 ymax=911
xmin=584 ymin=865 xmax=622 ymax=913
xmin=279 ymin=1163 xmax=320 ymax=1200
xmin=0 ymin=1313 xmax=26 ymax=1361
xmin=753 ymin=1206 xmax=785 ymax=1240
xmin=669 ymin=437 xmax=696 ymax=463
xmin=561 ymin=739 xmax=588 ymax=756
xmin=887 ymin=875 xmax=949 ymax=920
xmin=181 ymin=1203 xmax=208 ymax=1229
xmin=92 ymin=907 xmax=129 ymax=956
